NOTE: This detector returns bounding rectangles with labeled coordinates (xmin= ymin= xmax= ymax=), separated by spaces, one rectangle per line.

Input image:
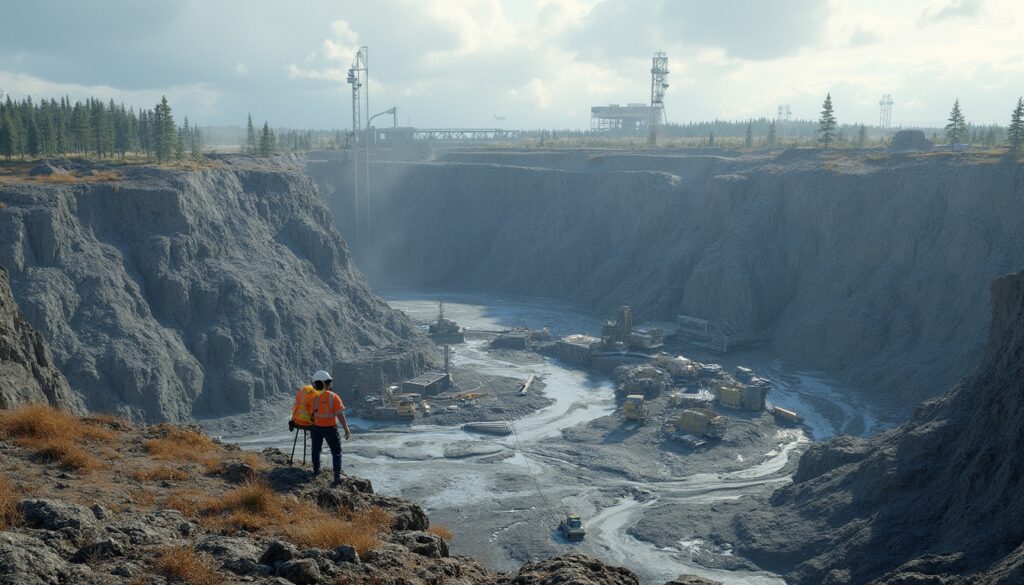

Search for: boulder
xmin=387 ymin=530 xmax=449 ymax=558
xmin=18 ymin=499 xmax=101 ymax=540
xmin=260 ymin=540 xmax=298 ymax=566
xmin=498 ymin=553 xmax=639 ymax=585
xmin=196 ymin=534 xmax=262 ymax=564
xmin=330 ymin=544 xmax=360 ymax=565
xmin=275 ymin=558 xmax=322 ymax=584
xmin=0 ymin=532 xmax=95 ymax=585
xmin=72 ymin=537 xmax=126 ymax=563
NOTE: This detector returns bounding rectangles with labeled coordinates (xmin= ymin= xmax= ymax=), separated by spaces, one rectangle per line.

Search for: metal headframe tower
xmin=647 ymin=51 xmax=669 ymax=147
xmin=879 ymin=94 xmax=894 ymax=128
xmin=347 ymin=47 xmax=368 ymax=244
xmin=347 ymin=47 xmax=367 ymax=141
xmin=777 ymin=104 xmax=792 ymax=121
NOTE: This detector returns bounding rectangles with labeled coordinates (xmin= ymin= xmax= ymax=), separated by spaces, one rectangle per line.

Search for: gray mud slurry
xmin=234 ymin=292 xmax=888 ymax=585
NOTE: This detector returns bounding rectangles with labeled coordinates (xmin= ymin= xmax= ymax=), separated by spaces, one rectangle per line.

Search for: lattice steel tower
xmin=347 ymin=47 xmax=368 ymax=142
xmin=879 ymin=94 xmax=894 ymax=128
xmin=647 ymin=51 xmax=669 ymax=147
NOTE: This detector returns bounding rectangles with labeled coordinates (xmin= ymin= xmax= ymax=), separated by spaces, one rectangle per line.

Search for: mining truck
xmin=623 ymin=394 xmax=649 ymax=422
xmin=559 ymin=513 xmax=586 ymax=541
xmin=676 ymin=408 xmax=727 ymax=439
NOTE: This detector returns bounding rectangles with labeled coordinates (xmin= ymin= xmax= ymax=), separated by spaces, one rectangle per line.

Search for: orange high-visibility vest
xmin=292 ymin=385 xmax=322 ymax=428
xmin=312 ymin=391 xmax=345 ymax=427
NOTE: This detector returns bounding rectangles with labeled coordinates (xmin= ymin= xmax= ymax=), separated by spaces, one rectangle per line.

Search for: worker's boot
xmin=331 ymin=453 xmax=342 ymax=485
xmin=311 ymin=451 xmax=321 ymax=478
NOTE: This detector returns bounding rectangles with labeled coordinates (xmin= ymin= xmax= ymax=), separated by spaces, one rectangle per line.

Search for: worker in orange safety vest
xmin=290 ymin=369 xmax=350 ymax=484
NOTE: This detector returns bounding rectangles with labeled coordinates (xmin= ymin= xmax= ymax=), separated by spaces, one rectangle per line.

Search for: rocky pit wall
xmin=308 ymin=149 xmax=1024 ymax=411
xmin=732 ymin=270 xmax=1024 ymax=585
xmin=0 ymin=156 xmax=430 ymax=422
xmin=0 ymin=265 xmax=83 ymax=412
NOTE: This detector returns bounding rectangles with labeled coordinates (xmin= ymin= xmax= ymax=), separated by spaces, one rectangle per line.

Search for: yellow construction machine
xmin=623 ymin=394 xmax=649 ymax=422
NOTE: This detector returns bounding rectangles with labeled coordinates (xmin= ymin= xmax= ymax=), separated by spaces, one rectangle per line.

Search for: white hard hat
xmin=311 ymin=370 xmax=333 ymax=383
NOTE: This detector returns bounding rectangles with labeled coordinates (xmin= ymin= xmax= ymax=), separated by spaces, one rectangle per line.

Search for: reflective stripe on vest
xmin=313 ymin=391 xmax=339 ymax=426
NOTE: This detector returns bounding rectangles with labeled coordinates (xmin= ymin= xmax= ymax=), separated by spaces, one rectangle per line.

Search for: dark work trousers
xmin=310 ymin=425 xmax=342 ymax=480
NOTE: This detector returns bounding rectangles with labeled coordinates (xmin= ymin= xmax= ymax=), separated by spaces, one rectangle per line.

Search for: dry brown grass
xmin=0 ymin=404 xmax=116 ymax=472
xmin=0 ymin=475 xmax=21 ymax=529
xmin=284 ymin=506 xmax=390 ymax=556
xmin=0 ymin=404 xmax=115 ymax=442
xmin=132 ymin=465 xmax=191 ymax=482
xmin=21 ymin=437 xmax=102 ymax=472
xmin=285 ymin=516 xmax=382 ymax=556
xmin=428 ymin=524 xmax=454 ymax=541
xmin=154 ymin=545 xmax=223 ymax=585
xmin=194 ymin=480 xmax=317 ymax=532
xmin=145 ymin=425 xmax=220 ymax=466
xmin=164 ymin=480 xmax=388 ymax=555
xmin=165 ymin=489 xmax=207 ymax=518
xmin=128 ymin=489 xmax=157 ymax=508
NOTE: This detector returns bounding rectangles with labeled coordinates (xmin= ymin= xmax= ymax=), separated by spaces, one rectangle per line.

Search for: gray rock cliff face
xmin=0 ymin=265 xmax=83 ymax=411
xmin=308 ymin=150 xmax=1024 ymax=409
xmin=0 ymin=156 xmax=426 ymax=422
xmin=733 ymin=271 xmax=1024 ymax=585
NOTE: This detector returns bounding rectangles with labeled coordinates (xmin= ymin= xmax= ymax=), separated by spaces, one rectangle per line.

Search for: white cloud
xmin=234 ymin=62 xmax=248 ymax=76
xmin=525 ymin=78 xmax=553 ymax=109
xmin=918 ymin=0 xmax=983 ymax=26
xmin=288 ymin=18 xmax=360 ymax=84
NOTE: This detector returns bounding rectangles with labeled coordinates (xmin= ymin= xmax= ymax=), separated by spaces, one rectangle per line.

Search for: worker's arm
xmin=339 ymin=412 xmax=351 ymax=440
xmin=336 ymin=394 xmax=351 ymax=440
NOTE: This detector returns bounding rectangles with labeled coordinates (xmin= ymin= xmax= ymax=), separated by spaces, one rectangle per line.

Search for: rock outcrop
xmin=0 ymin=265 xmax=83 ymax=412
xmin=308 ymin=149 xmax=1024 ymax=410
xmin=733 ymin=271 xmax=1024 ymax=585
xmin=0 ymin=156 xmax=429 ymax=421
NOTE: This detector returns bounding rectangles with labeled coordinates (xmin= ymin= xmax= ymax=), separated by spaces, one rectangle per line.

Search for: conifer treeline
xmin=0 ymin=94 xmax=201 ymax=162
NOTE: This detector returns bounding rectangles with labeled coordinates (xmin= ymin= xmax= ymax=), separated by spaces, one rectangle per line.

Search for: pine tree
xmin=191 ymin=126 xmax=202 ymax=159
xmin=985 ymin=126 xmax=997 ymax=147
xmin=708 ymin=131 xmax=715 ymax=147
xmin=856 ymin=125 xmax=867 ymax=148
xmin=153 ymin=96 xmax=176 ymax=162
xmin=71 ymin=102 xmax=91 ymax=154
xmin=1007 ymin=97 xmax=1024 ymax=154
xmin=766 ymin=121 xmax=777 ymax=148
xmin=175 ymin=127 xmax=185 ymax=161
xmin=246 ymin=114 xmax=256 ymax=154
xmin=945 ymin=99 xmax=967 ymax=150
xmin=26 ymin=110 xmax=41 ymax=158
xmin=744 ymin=121 xmax=753 ymax=148
xmin=259 ymin=122 xmax=274 ymax=155
xmin=0 ymin=109 xmax=15 ymax=160
xmin=818 ymin=93 xmax=837 ymax=149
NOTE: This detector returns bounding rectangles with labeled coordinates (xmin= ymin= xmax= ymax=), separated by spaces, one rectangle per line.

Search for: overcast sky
xmin=1 ymin=0 xmax=1021 ymax=129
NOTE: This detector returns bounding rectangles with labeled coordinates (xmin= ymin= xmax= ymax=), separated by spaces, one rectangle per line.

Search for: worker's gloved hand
xmin=343 ymin=428 xmax=351 ymax=440
xmin=288 ymin=420 xmax=295 ymax=432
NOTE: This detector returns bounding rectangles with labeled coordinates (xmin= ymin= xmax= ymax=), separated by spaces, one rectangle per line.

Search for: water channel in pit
xmin=233 ymin=290 xmax=890 ymax=585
